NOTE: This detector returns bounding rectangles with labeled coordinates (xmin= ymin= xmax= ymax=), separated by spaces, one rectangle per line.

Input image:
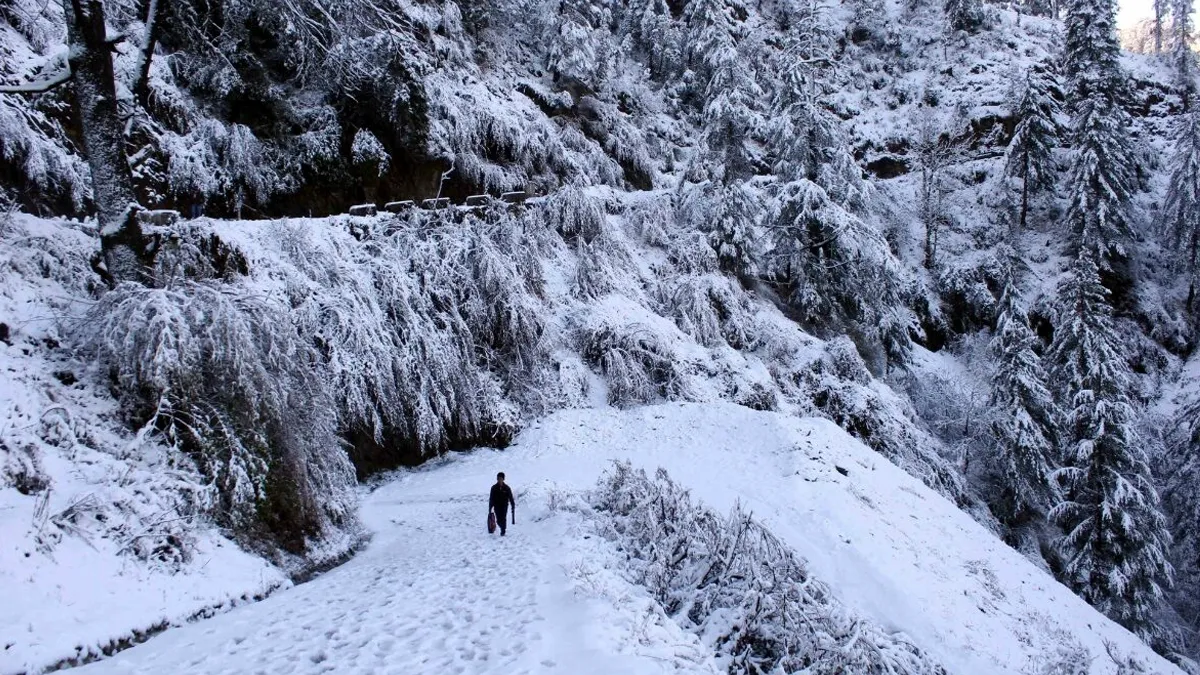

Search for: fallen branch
xmin=0 ymin=68 xmax=73 ymax=94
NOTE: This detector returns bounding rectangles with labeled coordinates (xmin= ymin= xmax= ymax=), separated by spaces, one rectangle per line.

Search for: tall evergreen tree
xmin=683 ymin=0 xmax=742 ymax=86
xmin=1063 ymin=95 xmax=1139 ymax=262
xmin=1048 ymin=252 xmax=1174 ymax=637
xmin=1155 ymin=0 xmax=1171 ymax=52
xmin=1172 ymin=0 xmax=1197 ymax=109
xmin=1160 ymin=397 xmax=1200 ymax=641
xmin=1061 ymin=0 xmax=1141 ymax=265
xmin=1004 ymin=65 xmax=1064 ymax=231
xmin=762 ymin=0 xmax=899 ymax=335
xmin=1163 ymin=111 xmax=1200 ymax=308
xmin=700 ymin=44 xmax=763 ymax=183
xmin=988 ymin=270 xmax=1060 ymax=526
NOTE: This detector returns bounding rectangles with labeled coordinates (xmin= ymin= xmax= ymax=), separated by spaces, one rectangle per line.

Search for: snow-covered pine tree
xmin=699 ymin=43 xmax=763 ymax=183
xmin=545 ymin=0 xmax=615 ymax=94
xmin=1061 ymin=0 xmax=1141 ymax=265
xmin=1048 ymin=251 xmax=1174 ymax=637
xmin=1020 ymin=0 xmax=1056 ymax=18
xmin=1172 ymin=0 xmax=1197 ymax=109
xmin=769 ymin=0 xmax=867 ymax=210
xmin=1004 ymin=65 xmax=1063 ymax=231
xmin=945 ymin=0 xmax=984 ymax=33
xmin=1063 ymin=93 xmax=1141 ymax=264
xmin=1162 ymin=111 xmax=1200 ymax=306
xmin=1160 ymin=397 xmax=1200 ymax=646
xmin=1154 ymin=0 xmax=1170 ymax=52
xmin=987 ymin=267 xmax=1060 ymax=526
xmin=762 ymin=0 xmax=901 ymax=335
xmin=682 ymin=0 xmax=744 ymax=89
xmin=706 ymin=181 xmax=761 ymax=275
xmin=621 ymin=0 xmax=679 ymax=79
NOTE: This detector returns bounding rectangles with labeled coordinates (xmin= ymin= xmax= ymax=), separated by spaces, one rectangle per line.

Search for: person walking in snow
xmin=489 ymin=472 xmax=516 ymax=536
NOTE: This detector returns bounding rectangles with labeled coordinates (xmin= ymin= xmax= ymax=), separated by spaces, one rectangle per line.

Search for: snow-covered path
xmin=75 ymin=493 xmax=588 ymax=675
xmin=66 ymin=402 xmax=1180 ymax=675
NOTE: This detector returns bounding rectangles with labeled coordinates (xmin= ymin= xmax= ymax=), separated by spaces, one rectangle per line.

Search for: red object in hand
xmin=488 ymin=512 xmax=497 ymax=534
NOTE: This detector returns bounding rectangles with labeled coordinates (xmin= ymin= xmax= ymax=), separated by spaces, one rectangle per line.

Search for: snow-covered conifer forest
xmin=2 ymin=0 xmax=1200 ymax=668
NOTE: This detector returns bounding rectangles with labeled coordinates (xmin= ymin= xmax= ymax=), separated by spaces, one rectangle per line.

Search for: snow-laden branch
xmin=0 ymin=67 xmax=73 ymax=94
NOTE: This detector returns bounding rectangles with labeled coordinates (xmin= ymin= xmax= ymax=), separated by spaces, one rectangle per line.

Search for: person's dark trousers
xmin=496 ymin=507 xmax=508 ymax=535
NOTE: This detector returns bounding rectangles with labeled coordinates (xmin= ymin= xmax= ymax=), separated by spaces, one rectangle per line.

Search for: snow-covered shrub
xmin=542 ymin=185 xmax=607 ymax=243
xmin=592 ymin=462 xmax=947 ymax=675
xmin=900 ymin=362 xmax=992 ymax=464
xmin=624 ymin=192 xmax=674 ymax=247
xmin=1023 ymin=640 xmax=1091 ymax=674
xmin=665 ymin=228 xmax=722 ymax=276
xmin=822 ymin=337 xmax=873 ymax=385
xmin=578 ymin=303 xmax=692 ymax=407
xmin=656 ymin=274 xmax=755 ymax=349
xmin=350 ymin=129 xmax=390 ymax=175
xmin=574 ymin=239 xmax=618 ymax=300
xmin=78 ymin=281 xmax=357 ymax=552
xmin=1 ymin=439 xmax=48 ymax=495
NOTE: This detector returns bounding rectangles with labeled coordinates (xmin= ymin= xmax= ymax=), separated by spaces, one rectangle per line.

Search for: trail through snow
xmin=67 ymin=403 xmax=1178 ymax=675
xmin=72 ymin=474 xmax=711 ymax=675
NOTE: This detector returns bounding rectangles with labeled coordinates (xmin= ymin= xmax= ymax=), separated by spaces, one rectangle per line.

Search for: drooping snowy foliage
xmin=1048 ymin=252 xmax=1174 ymax=638
xmin=592 ymin=462 xmax=947 ymax=674
xmin=1160 ymin=392 xmax=1200 ymax=660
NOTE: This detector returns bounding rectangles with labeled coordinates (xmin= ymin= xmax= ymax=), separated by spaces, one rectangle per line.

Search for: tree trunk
xmin=132 ymin=0 xmax=163 ymax=107
xmin=1018 ymin=151 xmax=1030 ymax=231
xmin=63 ymin=0 xmax=147 ymax=284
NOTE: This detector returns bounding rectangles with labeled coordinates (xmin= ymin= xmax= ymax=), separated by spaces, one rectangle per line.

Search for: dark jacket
xmin=489 ymin=483 xmax=515 ymax=515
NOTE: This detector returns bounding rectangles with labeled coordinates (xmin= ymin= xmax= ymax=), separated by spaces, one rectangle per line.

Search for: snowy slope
xmin=72 ymin=403 xmax=1179 ymax=675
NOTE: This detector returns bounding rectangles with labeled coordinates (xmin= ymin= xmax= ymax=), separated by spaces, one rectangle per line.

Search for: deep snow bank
xmin=399 ymin=402 xmax=1180 ymax=674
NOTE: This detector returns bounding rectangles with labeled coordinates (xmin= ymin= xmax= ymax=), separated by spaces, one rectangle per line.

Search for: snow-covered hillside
xmin=0 ymin=201 xmax=961 ymax=673
xmin=62 ymin=403 xmax=1179 ymax=675
xmin=4 ymin=0 xmax=1200 ymax=658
